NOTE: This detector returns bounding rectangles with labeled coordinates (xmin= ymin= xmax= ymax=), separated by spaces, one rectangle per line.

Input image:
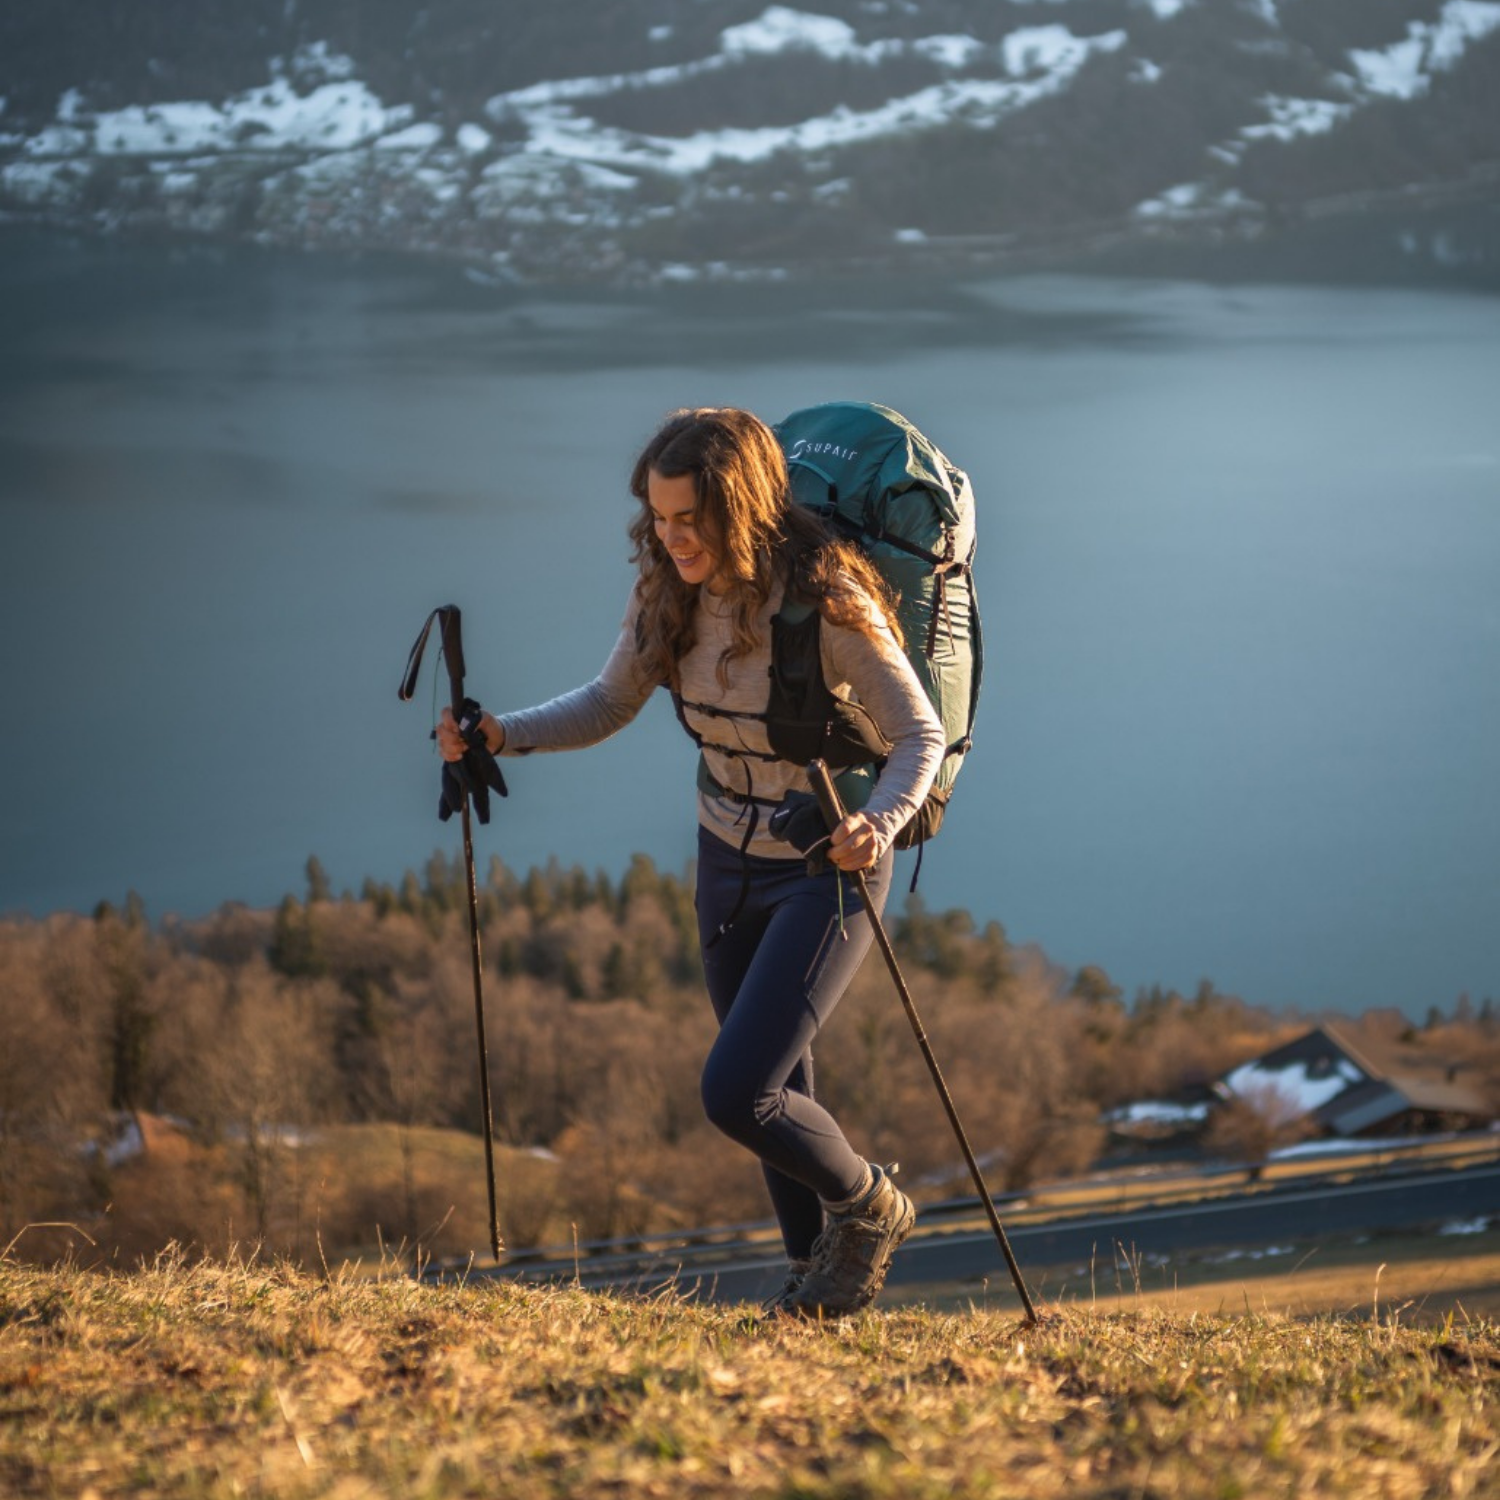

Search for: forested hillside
xmin=2 ymin=0 xmax=1498 ymax=283
xmin=4 ymin=854 xmax=1496 ymax=1268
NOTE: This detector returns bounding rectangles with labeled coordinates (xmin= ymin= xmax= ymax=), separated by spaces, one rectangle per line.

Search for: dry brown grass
xmin=2 ymin=1251 xmax=1497 ymax=1499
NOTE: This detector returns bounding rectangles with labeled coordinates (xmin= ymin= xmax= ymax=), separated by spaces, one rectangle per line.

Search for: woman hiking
xmin=436 ymin=407 xmax=944 ymax=1317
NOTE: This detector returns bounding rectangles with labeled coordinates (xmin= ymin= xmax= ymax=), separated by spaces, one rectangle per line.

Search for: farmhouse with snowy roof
xmin=1213 ymin=1025 xmax=1491 ymax=1138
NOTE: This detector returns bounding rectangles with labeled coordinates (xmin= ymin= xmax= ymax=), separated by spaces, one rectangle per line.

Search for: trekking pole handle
xmin=438 ymin=605 xmax=467 ymax=715
xmin=807 ymin=758 xmax=847 ymax=835
xmin=398 ymin=601 xmax=466 ymax=706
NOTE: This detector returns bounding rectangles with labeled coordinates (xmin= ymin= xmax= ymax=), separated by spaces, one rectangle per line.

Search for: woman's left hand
xmin=827 ymin=812 xmax=879 ymax=872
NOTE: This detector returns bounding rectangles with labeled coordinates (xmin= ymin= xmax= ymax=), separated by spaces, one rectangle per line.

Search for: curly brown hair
xmin=626 ymin=408 xmax=902 ymax=691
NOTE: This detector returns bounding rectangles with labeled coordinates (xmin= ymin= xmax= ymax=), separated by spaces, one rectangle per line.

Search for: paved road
xmin=490 ymin=1158 xmax=1500 ymax=1307
xmin=883 ymin=1159 xmax=1500 ymax=1303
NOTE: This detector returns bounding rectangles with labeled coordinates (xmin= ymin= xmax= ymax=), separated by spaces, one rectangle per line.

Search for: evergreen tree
xmin=305 ymin=854 xmax=332 ymax=904
xmin=1072 ymin=964 xmax=1123 ymax=1010
xmin=269 ymin=895 xmax=325 ymax=979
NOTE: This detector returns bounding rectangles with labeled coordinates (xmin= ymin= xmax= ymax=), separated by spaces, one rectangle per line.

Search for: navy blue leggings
xmin=695 ymin=824 xmax=894 ymax=1261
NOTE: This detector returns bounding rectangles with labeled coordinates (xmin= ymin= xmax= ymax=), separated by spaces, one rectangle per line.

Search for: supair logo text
xmin=788 ymin=439 xmax=860 ymax=463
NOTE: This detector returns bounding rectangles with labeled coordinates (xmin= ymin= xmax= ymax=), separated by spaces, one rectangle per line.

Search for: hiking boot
xmin=761 ymin=1257 xmax=814 ymax=1316
xmin=774 ymin=1165 xmax=915 ymax=1319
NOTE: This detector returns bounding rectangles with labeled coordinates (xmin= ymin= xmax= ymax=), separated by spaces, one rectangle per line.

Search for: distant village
xmin=1107 ymin=1023 xmax=1495 ymax=1161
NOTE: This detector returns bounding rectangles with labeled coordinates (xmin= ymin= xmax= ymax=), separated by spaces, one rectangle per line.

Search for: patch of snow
xmin=1438 ymin=1217 xmax=1492 ymax=1235
xmin=573 ymin=161 xmax=639 ymax=191
xmin=1429 ymin=0 xmax=1500 ymax=66
xmin=912 ymin=35 xmax=985 ymax=68
xmin=275 ymin=41 xmax=359 ymax=86
xmin=306 ymin=41 xmax=356 ymax=81
xmin=1222 ymin=1057 xmax=1365 ymax=1114
xmin=99 ymin=103 xmax=228 ymax=154
xmin=1 ymin=159 xmax=84 ymax=202
xmin=1268 ymin=1137 xmax=1369 ymax=1159
xmin=105 ymin=1118 xmax=145 ymax=1167
xmin=1270 ymin=1132 xmax=1476 ymax=1161
xmin=456 ymin=123 xmax=492 ymax=155
xmin=1242 ymin=95 xmax=1353 ymax=142
xmin=88 ymin=76 xmax=400 ymax=157
xmin=720 ymin=8 xmax=859 ymax=58
xmin=1132 ymin=58 xmax=1163 ymax=84
xmin=1108 ymin=1100 xmax=1212 ymax=1126
xmin=1140 ymin=0 xmax=1193 ymax=17
xmin=511 ymin=29 xmax=1125 ymax=175
xmin=413 ymin=167 xmax=464 ymax=203
xmin=491 ymin=18 xmax=1024 ymax=120
xmin=1004 ymin=25 xmax=1108 ymax=77
xmin=1349 ymin=35 xmax=1431 ymax=100
xmin=893 ymin=226 xmax=927 ymax=242
xmin=1349 ymin=0 xmax=1500 ymax=100
xmin=287 ymin=150 xmax=368 ymax=186
xmin=1135 ymin=182 xmax=1254 ymax=220
xmin=471 ymin=152 xmax=637 ymax=224
xmin=375 ymin=121 xmax=443 ymax=152
xmin=58 ymin=88 xmax=87 ymax=123
xmin=231 ymin=80 xmax=397 ymax=150
xmin=479 ymin=154 xmax=558 ymax=188
xmin=1135 ymin=181 xmax=1205 ymax=218
xmin=24 ymin=125 xmax=90 ymax=156
xmin=1245 ymin=0 xmax=1280 ymax=25
xmin=649 ymin=25 xmax=674 ymax=43
xmin=1209 ymin=1244 xmax=1296 ymax=1263
xmin=497 ymin=57 xmax=735 ymax=110
xmin=221 ymin=1123 xmax=315 ymax=1147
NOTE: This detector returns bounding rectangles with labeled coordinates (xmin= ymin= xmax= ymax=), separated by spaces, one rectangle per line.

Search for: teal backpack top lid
xmin=773 ymin=401 xmax=982 ymax=848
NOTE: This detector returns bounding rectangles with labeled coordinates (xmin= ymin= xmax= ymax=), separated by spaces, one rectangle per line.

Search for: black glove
xmin=438 ymin=697 xmax=509 ymax=825
xmin=768 ymin=789 xmax=832 ymax=875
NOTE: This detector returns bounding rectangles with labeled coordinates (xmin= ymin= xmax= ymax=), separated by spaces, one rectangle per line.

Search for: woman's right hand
xmin=827 ymin=811 xmax=880 ymax=872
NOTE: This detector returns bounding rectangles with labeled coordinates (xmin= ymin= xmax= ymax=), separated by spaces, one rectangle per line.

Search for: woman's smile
xmin=649 ymin=469 xmax=720 ymax=588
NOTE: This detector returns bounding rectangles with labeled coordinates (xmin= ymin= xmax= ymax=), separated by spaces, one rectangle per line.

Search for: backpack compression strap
xmin=810 ymin=486 xmax=974 ymax=659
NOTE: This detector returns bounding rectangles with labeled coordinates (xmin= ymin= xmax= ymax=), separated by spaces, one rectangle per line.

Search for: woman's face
xmin=648 ymin=469 xmax=722 ymax=590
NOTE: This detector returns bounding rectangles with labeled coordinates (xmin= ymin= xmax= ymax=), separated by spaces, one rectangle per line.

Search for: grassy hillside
xmin=3 ymin=1256 xmax=1497 ymax=1498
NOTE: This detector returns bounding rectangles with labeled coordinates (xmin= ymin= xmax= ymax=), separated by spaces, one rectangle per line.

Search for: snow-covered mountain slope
xmin=2 ymin=1 xmax=1497 ymax=282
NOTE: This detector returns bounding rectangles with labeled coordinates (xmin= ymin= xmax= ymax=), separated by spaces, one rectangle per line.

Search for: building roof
xmin=1215 ymin=1024 xmax=1490 ymax=1134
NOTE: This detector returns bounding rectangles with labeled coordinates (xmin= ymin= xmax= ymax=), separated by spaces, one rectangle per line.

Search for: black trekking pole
xmin=399 ymin=605 xmax=505 ymax=1262
xmin=806 ymin=759 xmax=1041 ymax=1325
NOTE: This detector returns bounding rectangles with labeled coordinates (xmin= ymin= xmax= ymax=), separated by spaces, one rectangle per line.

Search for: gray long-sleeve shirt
xmin=496 ymin=582 xmax=945 ymax=861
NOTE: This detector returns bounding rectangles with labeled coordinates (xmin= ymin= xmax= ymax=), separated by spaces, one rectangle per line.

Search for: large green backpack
xmin=773 ymin=401 xmax=982 ymax=848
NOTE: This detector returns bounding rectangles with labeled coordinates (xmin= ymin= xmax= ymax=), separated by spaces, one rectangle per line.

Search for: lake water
xmin=2 ymin=229 xmax=1497 ymax=1017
